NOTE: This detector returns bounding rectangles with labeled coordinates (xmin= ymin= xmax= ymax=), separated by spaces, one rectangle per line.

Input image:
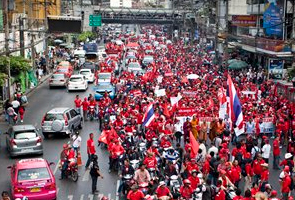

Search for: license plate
xmin=44 ymin=127 xmax=51 ymax=131
xmin=22 ymin=148 xmax=33 ymax=153
xmin=30 ymin=187 xmax=40 ymax=192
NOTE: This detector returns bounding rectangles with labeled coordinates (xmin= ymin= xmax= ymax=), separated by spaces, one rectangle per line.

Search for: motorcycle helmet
xmin=92 ymin=155 xmax=98 ymax=161
xmin=183 ymin=179 xmax=191 ymax=184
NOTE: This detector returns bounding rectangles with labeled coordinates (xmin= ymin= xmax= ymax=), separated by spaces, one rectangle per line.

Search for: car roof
xmin=79 ymin=69 xmax=91 ymax=72
xmin=70 ymin=75 xmax=84 ymax=78
xmin=16 ymin=158 xmax=48 ymax=169
xmin=12 ymin=124 xmax=36 ymax=132
xmin=98 ymin=72 xmax=111 ymax=75
xmin=47 ymin=107 xmax=70 ymax=114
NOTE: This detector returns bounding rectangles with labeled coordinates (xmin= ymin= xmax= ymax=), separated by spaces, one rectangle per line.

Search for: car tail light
xmin=36 ymin=136 xmax=42 ymax=144
xmin=64 ymin=114 xmax=68 ymax=126
xmin=41 ymin=115 xmax=45 ymax=126
xmin=14 ymin=186 xmax=25 ymax=193
xmin=49 ymin=79 xmax=53 ymax=83
xmin=60 ymin=79 xmax=65 ymax=82
xmin=45 ymin=182 xmax=56 ymax=190
xmin=10 ymin=139 xmax=17 ymax=147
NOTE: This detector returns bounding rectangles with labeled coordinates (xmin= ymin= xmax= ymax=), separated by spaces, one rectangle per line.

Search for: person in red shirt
xmin=82 ymin=97 xmax=89 ymax=120
xmin=127 ymin=185 xmax=145 ymax=200
xmin=188 ymin=170 xmax=200 ymax=189
xmin=74 ymin=94 xmax=82 ymax=114
xmin=232 ymin=189 xmax=243 ymax=200
xmin=180 ymin=179 xmax=194 ymax=199
xmin=231 ymin=160 xmax=241 ymax=188
xmin=109 ymin=140 xmax=125 ymax=173
xmin=143 ymin=152 xmax=157 ymax=170
xmin=260 ymin=163 xmax=269 ymax=191
xmin=85 ymin=133 xmax=96 ymax=169
xmin=252 ymin=154 xmax=265 ymax=184
xmin=186 ymin=159 xmax=199 ymax=175
xmin=215 ymin=180 xmax=226 ymax=200
xmin=281 ymin=170 xmax=292 ymax=200
xmin=155 ymin=181 xmax=172 ymax=199
xmin=160 ymin=136 xmax=172 ymax=148
xmin=273 ymin=136 xmax=280 ymax=170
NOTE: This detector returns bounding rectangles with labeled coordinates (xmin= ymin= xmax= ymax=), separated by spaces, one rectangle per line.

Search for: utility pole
xmin=224 ymin=0 xmax=229 ymax=66
xmin=19 ymin=17 xmax=25 ymax=57
xmin=4 ymin=0 xmax=11 ymax=100
xmin=44 ymin=0 xmax=49 ymax=71
xmin=215 ymin=0 xmax=219 ymax=62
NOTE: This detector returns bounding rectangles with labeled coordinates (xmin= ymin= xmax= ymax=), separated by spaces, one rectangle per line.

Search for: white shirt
xmin=174 ymin=123 xmax=182 ymax=132
xmin=261 ymin=144 xmax=271 ymax=159
xmin=72 ymin=135 xmax=82 ymax=148
xmin=208 ymin=146 xmax=219 ymax=158
xmin=11 ymin=100 xmax=20 ymax=108
xmin=246 ymin=122 xmax=255 ymax=133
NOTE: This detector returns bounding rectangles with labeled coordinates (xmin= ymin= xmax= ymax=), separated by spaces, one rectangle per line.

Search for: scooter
xmin=88 ymin=106 xmax=95 ymax=121
xmin=60 ymin=159 xmax=79 ymax=182
xmin=170 ymin=175 xmax=181 ymax=198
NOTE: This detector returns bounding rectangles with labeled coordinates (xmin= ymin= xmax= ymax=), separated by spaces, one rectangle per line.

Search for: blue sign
xmin=194 ymin=30 xmax=199 ymax=40
xmin=268 ymin=59 xmax=284 ymax=79
xmin=263 ymin=0 xmax=284 ymax=38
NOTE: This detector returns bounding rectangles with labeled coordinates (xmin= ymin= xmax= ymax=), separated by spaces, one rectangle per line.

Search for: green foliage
xmin=0 ymin=72 xmax=8 ymax=86
xmin=0 ymin=56 xmax=9 ymax=73
xmin=78 ymin=31 xmax=97 ymax=42
xmin=0 ymin=56 xmax=31 ymax=75
xmin=287 ymin=67 xmax=295 ymax=80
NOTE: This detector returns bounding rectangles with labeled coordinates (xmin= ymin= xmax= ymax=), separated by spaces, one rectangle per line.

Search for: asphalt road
xmin=0 ymin=76 xmax=118 ymax=200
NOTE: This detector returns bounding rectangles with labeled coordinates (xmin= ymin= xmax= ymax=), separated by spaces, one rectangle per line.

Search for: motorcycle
xmin=121 ymin=174 xmax=134 ymax=195
xmin=88 ymin=106 xmax=95 ymax=121
xmin=130 ymin=159 xmax=140 ymax=170
xmin=190 ymin=184 xmax=206 ymax=200
xmin=147 ymin=168 xmax=157 ymax=180
xmin=170 ymin=175 xmax=181 ymax=199
xmin=60 ymin=159 xmax=79 ymax=182
xmin=138 ymin=182 xmax=149 ymax=195
xmin=225 ymin=186 xmax=236 ymax=200
xmin=138 ymin=142 xmax=147 ymax=159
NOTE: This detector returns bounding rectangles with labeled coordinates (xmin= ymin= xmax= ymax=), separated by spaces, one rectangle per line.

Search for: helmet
xmin=92 ymin=155 xmax=98 ymax=161
xmin=63 ymin=144 xmax=68 ymax=149
xmin=183 ymin=179 xmax=191 ymax=184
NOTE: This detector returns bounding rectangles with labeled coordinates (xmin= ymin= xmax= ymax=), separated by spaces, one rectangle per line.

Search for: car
xmin=94 ymin=83 xmax=116 ymax=100
xmin=81 ymin=61 xmax=98 ymax=73
xmin=8 ymin=158 xmax=57 ymax=200
xmin=56 ymin=61 xmax=73 ymax=77
xmin=79 ymin=69 xmax=95 ymax=83
xmin=127 ymin=62 xmax=145 ymax=75
xmin=41 ymin=107 xmax=83 ymax=138
xmin=142 ymin=55 xmax=154 ymax=67
xmin=67 ymin=75 xmax=88 ymax=91
xmin=49 ymin=73 xmax=68 ymax=88
xmin=5 ymin=125 xmax=43 ymax=157
xmin=97 ymin=72 xmax=112 ymax=84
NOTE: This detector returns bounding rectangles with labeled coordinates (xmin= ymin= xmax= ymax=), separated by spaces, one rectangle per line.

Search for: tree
xmin=0 ymin=56 xmax=31 ymax=76
xmin=0 ymin=72 xmax=8 ymax=87
xmin=78 ymin=31 xmax=97 ymax=42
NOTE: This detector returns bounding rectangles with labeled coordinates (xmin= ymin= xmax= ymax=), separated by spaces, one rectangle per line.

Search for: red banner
xmin=177 ymin=108 xmax=196 ymax=116
xmin=182 ymin=90 xmax=198 ymax=98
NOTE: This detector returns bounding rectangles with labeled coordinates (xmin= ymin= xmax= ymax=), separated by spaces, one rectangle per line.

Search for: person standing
xmin=90 ymin=155 xmax=103 ymax=194
xmin=71 ymin=131 xmax=82 ymax=157
xmin=261 ymin=139 xmax=271 ymax=163
xmin=183 ymin=118 xmax=192 ymax=144
xmin=74 ymin=95 xmax=82 ymax=114
xmin=272 ymin=136 xmax=280 ymax=170
xmin=6 ymin=105 xmax=16 ymax=125
xmin=85 ymin=133 xmax=96 ymax=169
xmin=281 ymin=168 xmax=292 ymax=200
xmin=174 ymin=120 xmax=182 ymax=144
xmin=18 ymin=105 xmax=25 ymax=123
xmin=82 ymin=97 xmax=89 ymax=120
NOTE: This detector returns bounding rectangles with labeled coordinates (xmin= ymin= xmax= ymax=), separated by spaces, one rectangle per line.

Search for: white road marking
xmin=88 ymin=194 xmax=94 ymax=200
xmin=97 ymin=194 xmax=103 ymax=200
xmin=80 ymin=194 xmax=84 ymax=200
xmin=53 ymin=160 xmax=60 ymax=175
xmin=57 ymin=187 xmax=60 ymax=195
xmin=68 ymin=195 xmax=73 ymax=200
xmin=108 ymin=193 xmax=111 ymax=199
xmin=82 ymin=170 xmax=90 ymax=181
xmin=115 ymin=180 xmax=120 ymax=200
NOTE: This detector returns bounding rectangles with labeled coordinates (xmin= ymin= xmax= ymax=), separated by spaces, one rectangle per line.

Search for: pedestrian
xmin=18 ymin=105 xmax=25 ymax=123
xmin=1 ymin=191 xmax=10 ymax=200
xmin=85 ymin=133 xmax=96 ymax=169
xmin=174 ymin=119 xmax=182 ymax=144
xmin=272 ymin=136 xmax=280 ymax=170
xmin=37 ymin=67 xmax=43 ymax=81
xmin=82 ymin=97 xmax=89 ymax=120
xmin=89 ymin=155 xmax=103 ymax=194
xmin=3 ymin=100 xmax=11 ymax=122
xmin=281 ymin=167 xmax=292 ymax=200
xmin=74 ymin=95 xmax=82 ymax=114
xmin=11 ymin=98 xmax=20 ymax=114
xmin=6 ymin=105 xmax=17 ymax=125
xmin=71 ymin=131 xmax=82 ymax=157
xmin=261 ymin=138 xmax=271 ymax=163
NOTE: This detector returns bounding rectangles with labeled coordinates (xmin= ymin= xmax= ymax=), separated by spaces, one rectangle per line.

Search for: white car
xmin=79 ymin=69 xmax=95 ymax=83
xmin=67 ymin=75 xmax=88 ymax=91
xmin=97 ymin=72 xmax=112 ymax=84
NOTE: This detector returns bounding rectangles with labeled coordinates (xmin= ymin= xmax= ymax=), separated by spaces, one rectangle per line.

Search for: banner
xmin=182 ymin=90 xmax=198 ymax=98
xmin=254 ymin=117 xmax=275 ymax=133
xmin=268 ymin=59 xmax=284 ymax=79
xmin=177 ymin=108 xmax=196 ymax=116
xmin=232 ymin=15 xmax=256 ymax=27
xmin=263 ymin=0 xmax=284 ymax=38
xmin=155 ymin=88 xmax=166 ymax=97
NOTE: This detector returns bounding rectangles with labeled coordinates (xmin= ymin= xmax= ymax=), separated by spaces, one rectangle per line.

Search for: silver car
xmin=41 ymin=107 xmax=83 ymax=139
xmin=49 ymin=73 xmax=68 ymax=88
xmin=6 ymin=125 xmax=43 ymax=157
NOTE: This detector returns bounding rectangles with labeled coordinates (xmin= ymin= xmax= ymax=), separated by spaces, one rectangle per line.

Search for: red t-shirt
xmin=273 ymin=139 xmax=280 ymax=156
xmin=215 ymin=189 xmax=226 ymax=200
xmin=87 ymin=138 xmax=96 ymax=154
xmin=156 ymin=186 xmax=170 ymax=198
xmin=143 ymin=156 xmax=157 ymax=169
xmin=180 ymin=186 xmax=193 ymax=198
xmin=127 ymin=190 xmax=145 ymax=200
xmin=74 ymin=98 xmax=82 ymax=108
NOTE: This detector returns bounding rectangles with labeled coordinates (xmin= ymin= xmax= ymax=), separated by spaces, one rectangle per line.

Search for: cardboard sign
xmin=182 ymin=90 xmax=198 ymax=98
xmin=177 ymin=108 xmax=196 ymax=116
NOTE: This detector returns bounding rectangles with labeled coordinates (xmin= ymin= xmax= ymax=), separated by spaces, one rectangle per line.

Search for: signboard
xmin=268 ymin=59 xmax=284 ymax=79
xmin=263 ymin=0 xmax=284 ymax=38
xmin=177 ymin=108 xmax=196 ymax=116
xmin=232 ymin=15 xmax=256 ymax=27
xmin=182 ymin=90 xmax=198 ymax=98
xmin=48 ymin=18 xmax=82 ymax=33
xmin=89 ymin=15 xmax=101 ymax=27
xmin=254 ymin=117 xmax=274 ymax=133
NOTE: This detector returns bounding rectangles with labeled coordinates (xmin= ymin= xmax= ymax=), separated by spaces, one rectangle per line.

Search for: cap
xmin=63 ymin=144 xmax=68 ymax=149
xmin=159 ymin=181 xmax=166 ymax=186
xmin=285 ymin=153 xmax=292 ymax=159
xmin=270 ymin=190 xmax=277 ymax=197
xmin=284 ymin=166 xmax=290 ymax=172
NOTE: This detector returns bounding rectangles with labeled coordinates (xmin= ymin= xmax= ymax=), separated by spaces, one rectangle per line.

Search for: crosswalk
xmin=56 ymin=188 xmax=114 ymax=200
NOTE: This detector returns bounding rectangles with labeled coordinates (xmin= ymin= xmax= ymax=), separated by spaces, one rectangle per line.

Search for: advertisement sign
xmin=263 ymin=0 xmax=284 ymax=38
xmin=254 ymin=117 xmax=274 ymax=133
xmin=232 ymin=15 xmax=256 ymax=27
xmin=268 ymin=59 xmax=284 ymax=79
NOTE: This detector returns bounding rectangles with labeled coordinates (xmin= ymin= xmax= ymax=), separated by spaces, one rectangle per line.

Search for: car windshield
xmin=70 ymin=77 xmax=83 ymax=82
xmin=44 ymin=113 xmax=64 ymax=121
xmin=80 ymin=71 xmax=90 ymax=75
xmin=51 ymin=74 xmax=64 ymax=79
xmin=14 ymin=131 xmax=37 ymax=139
xmin=97 ymin=85 xmax=113 ymax=90
xmin=59 ymin=62 xmax=70 ymax=67
xmin=98 ymin=74 xmax=111 ymax=79
xmin=56 ymin=68 xmax=68 ymax=73
xmin=18 ymin=167 xmax=50 ymax=181
xmin=128 ymin=63 xmax=140 ymax=68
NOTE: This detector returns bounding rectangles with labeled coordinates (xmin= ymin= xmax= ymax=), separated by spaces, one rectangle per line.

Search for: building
xmin=110 ymin=0 xmax=132 ymax=7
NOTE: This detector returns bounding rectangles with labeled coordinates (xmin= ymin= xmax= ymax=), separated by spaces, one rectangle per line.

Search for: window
xmin=14 ymin=131 xmax=37 ymax=139
xmin=45 ymin=113 xmax=64 ymax=121
xmin=17 ymin=167 xmax=50 ymax=181
xmin=70 ymin=110 xmax=77 ymax=118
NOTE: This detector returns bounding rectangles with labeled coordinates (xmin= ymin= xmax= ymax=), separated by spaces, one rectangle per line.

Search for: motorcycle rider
xmin=155 ymin=181 xmax=172 ymax=199
xmin=118 ymin=159 xmax=135 ymax=195
xmin=180 ymin=179 xmax=194 ymax=199
xmin=164 ymin=161 xmax=178 ymax=184
xmin=60 ymin=144 xmax=75 ymax=180
xmin=109 ymin=140 xmax=125 ymax=173
xmin=88 ymin=97 xmax=97 ymax=119
xmin=143 ymin=152 xmax=157 ymax=171
xmin=127 ymin=184 xmax=145 ymax=200
xmin=188 ymin=170 xmax=200 ymax=190
xmin=134 ymin=164 xmax=151 ymax=185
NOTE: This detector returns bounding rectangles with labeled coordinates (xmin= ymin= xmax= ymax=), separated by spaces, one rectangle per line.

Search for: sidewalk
xmin=0 ymin=73 xmax=52 ymax=123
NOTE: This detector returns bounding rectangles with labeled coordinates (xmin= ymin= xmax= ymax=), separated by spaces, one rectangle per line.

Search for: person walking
xmin=6 ymin=105 xmax=17 ymax=125
xmin=261 ymin=138 xmax=271 ymax=163
xmin=74 ymin=95 xmax=82 ymax=114
xmin=82 ymin=97 xmax=89 ymax=120
xmin=18 ymin=105 xmax=25 ymax=123
xmin=89 ymin=155 xmax=103 ymax=194
xmin=85 ymin=133 xmax=96 ymax=169
xmin=71 ymin=131 xmax=82 ymax=157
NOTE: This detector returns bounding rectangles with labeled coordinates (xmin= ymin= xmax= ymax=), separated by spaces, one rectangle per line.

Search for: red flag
xmin=162 ymin=103 xmax=171 ymax=118
xmin=98 ymin=130 xmax=108 ymax=144
xmin=189 ymin=132 xmax=199 ymax=158
xmin=181 ymin=76 xmax=189 ymax=83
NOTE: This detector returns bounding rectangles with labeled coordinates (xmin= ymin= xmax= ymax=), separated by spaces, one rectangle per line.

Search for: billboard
xmin=268 ymin=59 xmax=284 ymax=79
xmin=263 ymin=0 xmax=285 ymax=38
xmin=48 ymin=18 xmax=82 ymax=33
xmin=232 ymin=15 xmax=256 ymax=27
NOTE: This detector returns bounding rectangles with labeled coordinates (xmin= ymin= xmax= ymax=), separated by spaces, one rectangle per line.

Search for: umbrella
xmin=187 ymin=74 xmax=199 ymax=79
xmin=228 ymin=59 xmax=248 ymax=70
xmin=54 ymin=39 xmax=63 ymax=44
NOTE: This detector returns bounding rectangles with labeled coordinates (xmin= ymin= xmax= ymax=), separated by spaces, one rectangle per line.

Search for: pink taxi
xmin=8 ymin=158 xmax=57 ymax=200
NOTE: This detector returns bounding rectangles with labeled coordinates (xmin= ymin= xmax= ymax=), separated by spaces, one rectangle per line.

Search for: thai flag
xmin=106 ymin=58 xmax=112 ymax=66
xmin=142 ymin=103 xmax=155 ymax=127
xmin=227 ymin=74 xmax=245 ymax=136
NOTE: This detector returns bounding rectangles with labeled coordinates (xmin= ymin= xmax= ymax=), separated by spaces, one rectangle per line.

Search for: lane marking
xmin=80 ymin=194 xmax=84 ymax=200
xmin=68 ymin=195 xmax=73 ymax=200
xmin=88 ymin=194 xmax=94 ymax=200
xmin=108 ymin=193 xmax=111 ymax=200
xmin=53 ymin=160 xmax=60 ymax=175
xmin=57 ymin=187 xmax=60 ymax=195
xmin=115 ymin=180 xmax=120 ymax=200
xmin=82 ymin=170 xmax=90 ymax=181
